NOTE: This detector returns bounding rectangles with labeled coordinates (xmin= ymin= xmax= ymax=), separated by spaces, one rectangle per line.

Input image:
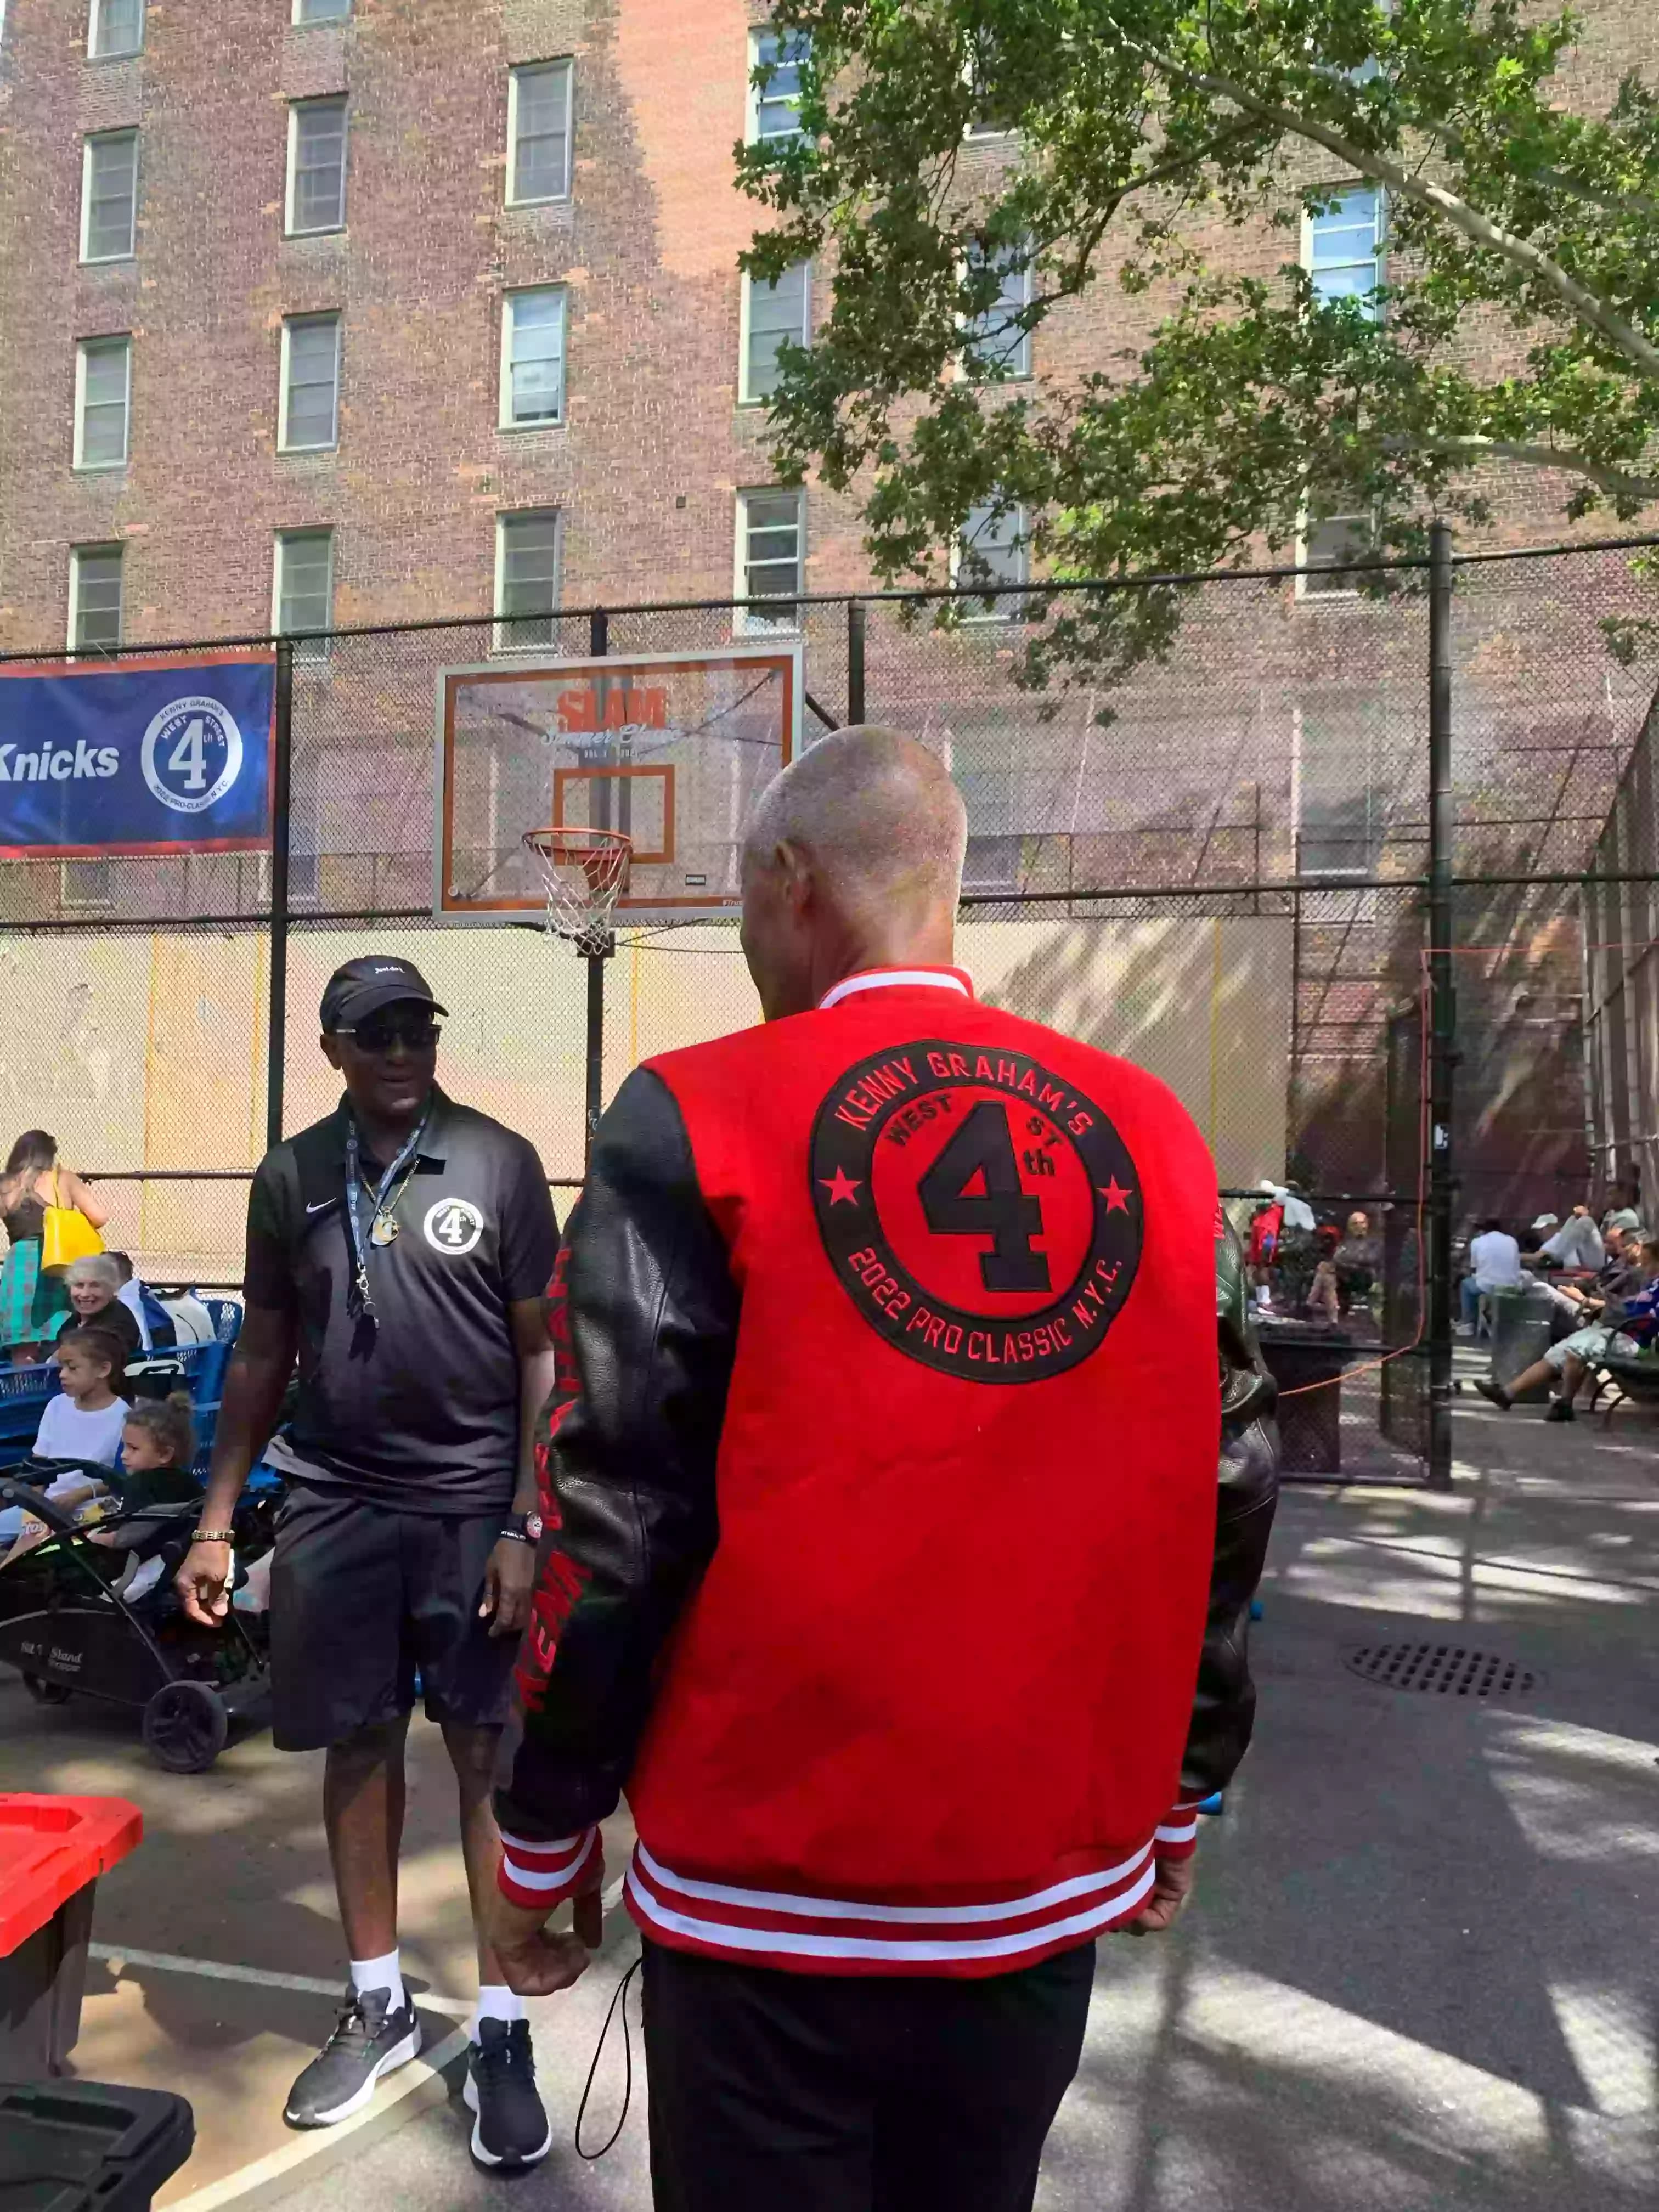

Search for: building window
xmin=507 ymin=60 xmax=573 ymax=205
xmin=499 ymin=287 xmax=567 ymax=429
xmin=280 ymin=313 xmax=341 ymax=452
xmin=286 ymin=96 xmax=347 ymax=234
xmin=1294 ymin=708 xmax=1384 ymax=881
xmin=88 ymin=0 xmax=144 ymax=59
xmin=740 ymin=262 xmax=810 ymax=404
xmin=1299 ymin=514 xmax=1373 ymax=599
xmin=495 ymin=510 xmax=561 ymax=648
xmin=81 ymin=130 xmax=137 ymax=262
xmin=961 ymin=240 xmax=1032 ymax=376
xmin=1307 ymin=185 xmax=1385 ymax=315
xmin=274 ymin=529 xmax=335 ymax=657
xmin=956 ymin=498 xmax=1027 ymax=617
xmin=736 ymin=487 xmax=803 ymax=631
xmin=748 ymin=27 xmax=808 ymax=143
xmin=74 ymin=336 xmax=131 ymax=470
xmin=293 ymin=0 xmax=350 ymax=22
xmin=60 ymin=859 xmax=114 ymax=910
xmin=69 ymin=545 xmax=123 ymax=652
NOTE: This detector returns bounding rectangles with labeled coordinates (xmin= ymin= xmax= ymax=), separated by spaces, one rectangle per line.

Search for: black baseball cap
xmin=320 ymin=955 xmax=448 ymax=1034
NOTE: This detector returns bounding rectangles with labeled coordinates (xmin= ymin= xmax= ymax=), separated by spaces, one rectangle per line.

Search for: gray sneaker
xmin=284 ymin=1986 xmax=421 ymax=2128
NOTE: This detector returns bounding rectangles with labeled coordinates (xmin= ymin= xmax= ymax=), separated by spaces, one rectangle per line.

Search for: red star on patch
xmin=821 ymin=1167 xmax=863 ymax=1206
xmin=1099 ymin=1177 xmax=1134 ymax=1213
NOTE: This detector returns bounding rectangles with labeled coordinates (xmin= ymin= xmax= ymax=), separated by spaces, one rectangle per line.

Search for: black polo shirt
xmin=244 ymin=1087 xmax=560 ymax=1515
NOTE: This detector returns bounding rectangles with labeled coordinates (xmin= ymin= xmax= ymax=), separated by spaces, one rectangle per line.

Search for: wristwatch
xmin=499 ymin=1511 xmax=543 ymax=1545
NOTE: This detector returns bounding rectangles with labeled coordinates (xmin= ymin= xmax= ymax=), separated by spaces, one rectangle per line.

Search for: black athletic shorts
xmin=269 ymin=1482 xmax=520 ymax=1751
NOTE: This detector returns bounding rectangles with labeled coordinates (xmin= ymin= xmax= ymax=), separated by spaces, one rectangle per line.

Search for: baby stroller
xmin=0 ymin=1458 xmax=277 ymax=1773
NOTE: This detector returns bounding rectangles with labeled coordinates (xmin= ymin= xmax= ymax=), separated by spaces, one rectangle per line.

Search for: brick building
xmin=0 ymin=0 xmax=1654 ymax=1222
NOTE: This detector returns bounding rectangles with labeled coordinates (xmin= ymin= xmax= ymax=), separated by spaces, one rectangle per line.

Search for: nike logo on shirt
xmin=306 ymin=1199 xmax=338 ymax=1215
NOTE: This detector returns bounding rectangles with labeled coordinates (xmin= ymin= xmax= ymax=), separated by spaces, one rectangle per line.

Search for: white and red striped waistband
xmin=623 ymin=1837 xmax=1157 ymax=1978
xmin=499 ymin=1803 xmax=1206 ymax=1974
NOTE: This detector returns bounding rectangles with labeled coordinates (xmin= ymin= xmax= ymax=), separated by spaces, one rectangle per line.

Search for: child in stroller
xmin=0 ymin=1392 xmax=277 ymax=1771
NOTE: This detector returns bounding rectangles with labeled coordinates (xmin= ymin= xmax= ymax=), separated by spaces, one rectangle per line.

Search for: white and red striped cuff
xmin=497 ymin=1825 xmax=602 ymax=1911
xmin=1153 ymin=1802 xmax=1206 ymax=1861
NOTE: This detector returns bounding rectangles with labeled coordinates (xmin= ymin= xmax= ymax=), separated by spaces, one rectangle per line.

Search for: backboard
xmin=434 ymin=644 xmax=802 ymax=927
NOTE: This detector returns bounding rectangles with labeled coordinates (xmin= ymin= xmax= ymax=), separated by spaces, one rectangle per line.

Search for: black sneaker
xmin=1545 ymin=1398 xmax=1576 ymax=1423
xmin=464 ymin=2018 xmax=551 ymax=2169
xmin=1474 ymin=1379 xmax=1513 ymax=1412
xmin=284 ymin=1987 xmax=421 ymax=2128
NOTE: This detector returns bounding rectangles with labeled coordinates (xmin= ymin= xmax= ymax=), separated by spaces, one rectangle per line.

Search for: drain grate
xmin=1345 ymin=1642 xmax=1539 ymax=1699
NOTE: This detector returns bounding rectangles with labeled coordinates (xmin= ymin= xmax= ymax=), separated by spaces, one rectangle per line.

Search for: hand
xmin=176 ymin=1540 xmax=234 ymax=1626
xmin=479 ymin=1536 xmax=537 ymax=1639
xmin=486 ymin=1856 xmax=604 ymax=1996
xmin=1120 ymin=1855 xmax=1195 ymax=1937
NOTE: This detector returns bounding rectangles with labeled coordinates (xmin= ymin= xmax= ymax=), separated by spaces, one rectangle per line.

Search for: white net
xmin=522 ymin=827 xmax=633 ymax=956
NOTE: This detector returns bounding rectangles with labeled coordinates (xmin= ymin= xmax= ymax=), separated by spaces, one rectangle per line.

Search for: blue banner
xmin=0 ymin=655 xmax=275 ymax=855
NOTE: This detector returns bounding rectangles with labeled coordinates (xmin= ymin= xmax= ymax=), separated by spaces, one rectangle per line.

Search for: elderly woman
xmin=1 ymin=1130 xmax=107 ymax=1364
xmin=52 ymin=1252 xmax=142 ymax=1365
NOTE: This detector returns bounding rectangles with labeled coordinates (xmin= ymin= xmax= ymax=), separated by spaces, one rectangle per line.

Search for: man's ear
xmin=775 ymin=839 xmax=814 ymax=916
xmin=321 ymin=1032 xmax=344 ymax=1071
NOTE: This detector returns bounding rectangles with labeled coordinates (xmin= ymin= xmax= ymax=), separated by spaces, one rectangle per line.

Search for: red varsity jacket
xmin=494 ymin=968 xmax=1237 ymax=1977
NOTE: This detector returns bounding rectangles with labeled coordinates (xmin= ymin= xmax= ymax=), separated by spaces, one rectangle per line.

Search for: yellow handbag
xmin=41 ymin=1170 xmax=104 ymax=1274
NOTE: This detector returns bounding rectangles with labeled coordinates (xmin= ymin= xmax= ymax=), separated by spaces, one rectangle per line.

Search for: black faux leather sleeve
xmin=495 ymin=1066 xmax=740 ymax=1842
xmin=1178 ymin=1225 xmax=1280 ymax=1803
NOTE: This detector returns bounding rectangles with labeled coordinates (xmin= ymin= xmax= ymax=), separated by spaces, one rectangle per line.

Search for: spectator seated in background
xmin=1599 ymin=1187 xmax=1644 ymax=1240
xmin=1478 ymin=1238 xmax=1659 ymax=1423
xmin=1307 ymin=1227 xmax=1342 ymax=1325
xmin=110 ymin=1251 xmax=177 ymax=1352
xmin=52 ymin=1253 xmax=142 ymax=1364
xmin=1530 ymin=1205 xmax=1605 ymax=1274
xmin=1459 ymin=1216 xmax=1523 ymax=1331
xmin=1333 ymin=1209 xmax=1381 ymax=1314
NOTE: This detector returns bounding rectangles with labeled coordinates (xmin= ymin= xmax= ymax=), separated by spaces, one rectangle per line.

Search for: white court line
xmin=89 ymin=1943 xmax=472 ymax=2019
xmin=163 ymin=2024 xmax=472 ymax=2212
xmin=90 ymin=1874 xmax=625 ymax=2010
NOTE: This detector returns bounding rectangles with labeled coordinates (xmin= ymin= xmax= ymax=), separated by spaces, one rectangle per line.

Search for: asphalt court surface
xmin=5 ymin=1373 xmax=1657 ymax=2210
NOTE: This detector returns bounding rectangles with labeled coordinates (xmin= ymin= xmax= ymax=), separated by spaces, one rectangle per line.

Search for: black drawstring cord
xmin=574 ymin=1950 xmax=642 ymax=2160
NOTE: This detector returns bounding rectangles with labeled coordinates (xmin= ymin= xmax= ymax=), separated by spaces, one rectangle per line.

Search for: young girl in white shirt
xmin=32 ymin=1327 xmax=129 ymax=1466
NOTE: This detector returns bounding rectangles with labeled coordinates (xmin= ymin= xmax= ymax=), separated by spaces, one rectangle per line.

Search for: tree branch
xmin=1379 ymin=432 xmax=1659 ymax=503
xmin=1114 ymin=31 xmax=1659 ymax=383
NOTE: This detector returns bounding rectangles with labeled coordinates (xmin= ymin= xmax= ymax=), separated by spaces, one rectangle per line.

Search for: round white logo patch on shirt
xmin=423 ymin=1197 xmax=484 ymax=1256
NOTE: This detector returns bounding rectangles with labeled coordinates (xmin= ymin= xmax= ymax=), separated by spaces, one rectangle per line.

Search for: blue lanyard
xmin=344 ymin=1107 xmax=430 ymax=1323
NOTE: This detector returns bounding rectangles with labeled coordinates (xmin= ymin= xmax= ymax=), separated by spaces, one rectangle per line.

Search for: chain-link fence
xmin=5 ymin=537 xmax=1658 ymax=1483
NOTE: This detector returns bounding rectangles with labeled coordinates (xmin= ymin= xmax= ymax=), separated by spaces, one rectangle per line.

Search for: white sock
xmin=470 ymin=1984 xmax=526 ymax=2042
xmin=349 ymin=1950 xmax=405 ymax=2013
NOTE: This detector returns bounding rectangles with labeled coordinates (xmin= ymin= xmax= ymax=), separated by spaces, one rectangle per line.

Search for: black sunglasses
xmin=338 ymin=1015 xmax=442 ymax=1053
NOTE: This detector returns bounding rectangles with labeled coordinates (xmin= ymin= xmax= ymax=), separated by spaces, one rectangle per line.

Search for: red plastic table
xmin=0 ymin=1793 xmax=143 ymax=2081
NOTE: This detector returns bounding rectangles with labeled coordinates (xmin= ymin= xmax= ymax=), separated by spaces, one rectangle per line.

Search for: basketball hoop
xmin=522 ymin=826 xmax=633 ymax=955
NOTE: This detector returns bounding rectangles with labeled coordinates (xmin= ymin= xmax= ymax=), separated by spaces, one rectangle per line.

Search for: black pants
xmin=642 ymin=1937 xmax=1096 ymax=2212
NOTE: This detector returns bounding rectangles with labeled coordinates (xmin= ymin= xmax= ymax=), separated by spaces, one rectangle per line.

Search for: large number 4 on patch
xmin=167 ymin=718 xmax=212 ymax=793
xmin=918 ymin=1102 xmax=1049 ymax=1292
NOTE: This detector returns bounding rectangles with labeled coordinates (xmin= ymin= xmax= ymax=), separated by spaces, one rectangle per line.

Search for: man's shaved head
xmin=740 ymin=726 xmax=968 ymax=1020
xmin=744 ymin=726 xmax=967 ymax=912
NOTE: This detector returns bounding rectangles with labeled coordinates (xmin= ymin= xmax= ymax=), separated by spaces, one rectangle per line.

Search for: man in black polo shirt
xmin=176 ymin=956 xmax=561 ymax=2170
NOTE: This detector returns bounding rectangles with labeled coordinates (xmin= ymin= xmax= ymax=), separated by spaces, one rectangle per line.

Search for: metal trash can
xmin=1257 ymin=1325 xmax=1351 ymax=1475
xmin=0 ymin=1793 xmax=143 ymax=2081
xmin=0 ymin=2081 xmax=193 ymax=2211
xmin=1488 ymin=1283 xmax=1558 ymax=1403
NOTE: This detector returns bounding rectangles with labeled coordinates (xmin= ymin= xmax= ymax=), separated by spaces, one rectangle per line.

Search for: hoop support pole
xmin=585 ymin=610 xmax=611 ymax=1167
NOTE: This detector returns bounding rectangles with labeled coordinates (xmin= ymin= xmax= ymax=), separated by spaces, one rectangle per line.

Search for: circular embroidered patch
xmin=809 ymin=1039 xmax=1143 ymax=1381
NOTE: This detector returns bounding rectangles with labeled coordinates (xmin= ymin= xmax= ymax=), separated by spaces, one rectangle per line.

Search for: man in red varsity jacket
xmin=485 ymin=727 xmax=1277 ymax=2212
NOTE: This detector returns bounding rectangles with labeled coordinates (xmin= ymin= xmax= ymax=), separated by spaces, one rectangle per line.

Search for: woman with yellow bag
xmin=0 ymin=1130 xmax=108 ymax=1364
